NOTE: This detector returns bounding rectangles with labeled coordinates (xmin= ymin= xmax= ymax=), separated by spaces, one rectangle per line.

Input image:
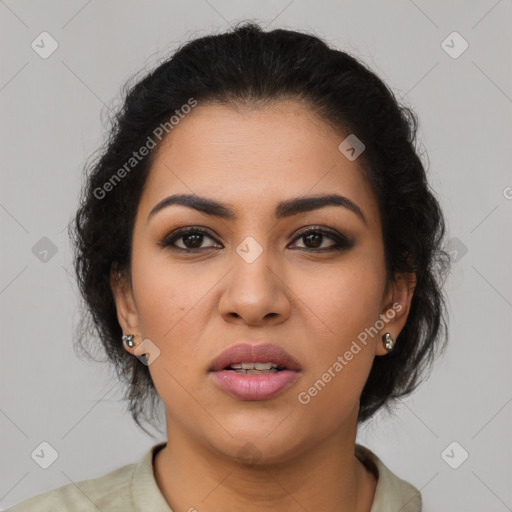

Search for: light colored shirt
xmin=9 ymin=442 xmax=422 ymax=511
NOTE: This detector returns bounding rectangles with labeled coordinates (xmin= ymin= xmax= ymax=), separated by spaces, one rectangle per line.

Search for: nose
xmin=218 ymin=244 xmax=291 ymax=327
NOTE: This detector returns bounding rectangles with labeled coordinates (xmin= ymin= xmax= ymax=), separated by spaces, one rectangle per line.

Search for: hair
xmin=70 ymin=21 xmax=451 ymax=436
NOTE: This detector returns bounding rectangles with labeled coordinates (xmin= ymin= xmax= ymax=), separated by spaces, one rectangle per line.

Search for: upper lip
xmin=210 ymin=343 xmax=302 ymax=372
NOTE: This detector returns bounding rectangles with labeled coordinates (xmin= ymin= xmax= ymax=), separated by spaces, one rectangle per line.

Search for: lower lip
xmin=210 ymin=370 xmax=300 ymax=400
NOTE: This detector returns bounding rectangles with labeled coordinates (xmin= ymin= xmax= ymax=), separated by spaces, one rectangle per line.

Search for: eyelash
xmin=157 ymin=226 xmax=354 ymax=253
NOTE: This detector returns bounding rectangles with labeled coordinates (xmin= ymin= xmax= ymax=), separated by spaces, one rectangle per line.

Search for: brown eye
xmin=157 ymin=226 xmax=354 ymax=254
xmin=159 ymin=228 xmax=222 ymax=252
xmin=289 ymin=227 xmax=354 ymax=252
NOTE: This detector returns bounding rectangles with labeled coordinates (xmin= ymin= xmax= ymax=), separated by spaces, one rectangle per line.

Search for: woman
xmin=10 ymin=21 xmax=450 ymax=512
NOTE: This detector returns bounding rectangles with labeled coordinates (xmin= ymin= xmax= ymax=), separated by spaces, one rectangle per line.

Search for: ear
xmin=110 ymin=265 xmax=141 ymax=355
xmin=374 ymin=271 xmax=416 ymax=356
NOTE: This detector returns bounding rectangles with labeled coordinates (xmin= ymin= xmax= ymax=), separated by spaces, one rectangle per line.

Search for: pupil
xmin=185 ymin=234 xmax=202 ymax=248
xmin=182 ymin=233 xmax=325 ymax=249
xmin=304 ymin=233 xmax=322 ymax=248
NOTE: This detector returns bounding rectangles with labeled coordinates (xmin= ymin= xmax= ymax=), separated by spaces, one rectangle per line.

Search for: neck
xmin=153 ymin=411 xmax=377 ymax=512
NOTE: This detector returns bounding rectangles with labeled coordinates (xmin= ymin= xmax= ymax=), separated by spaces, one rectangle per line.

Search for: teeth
xmin=254 ymin=362 xmax=274 ymax=370
xmin=230 ymin=362 xmax=279 ymax=370
xmin=231 ymin=368 xmax=280 ymax=375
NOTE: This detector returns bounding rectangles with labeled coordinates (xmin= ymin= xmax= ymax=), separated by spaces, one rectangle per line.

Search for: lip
xmin=209 ymin=343 xmax=302 ymax=401
xmin=210 ymin=343 xmax=301 ymax=372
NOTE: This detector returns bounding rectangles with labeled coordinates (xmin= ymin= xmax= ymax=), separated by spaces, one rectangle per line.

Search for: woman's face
xmin=112 ymin=100 xmax=414 ymax=463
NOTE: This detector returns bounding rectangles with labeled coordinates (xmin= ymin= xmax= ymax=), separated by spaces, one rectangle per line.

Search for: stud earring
xmin=382 ymin=332 xmax=395 ymax=352
xmin=122 ymin=334 xmax=135 ymax=348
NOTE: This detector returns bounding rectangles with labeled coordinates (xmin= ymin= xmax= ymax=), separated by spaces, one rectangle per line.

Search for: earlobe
xmin=109 ymin=267 xmax=140 ymax=341
xmin=375 ymin=272 xmax=416 ymax=356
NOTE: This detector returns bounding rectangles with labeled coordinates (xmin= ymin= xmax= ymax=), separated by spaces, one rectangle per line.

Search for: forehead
xmin=138 ymin=101 xmax=379 ymax=227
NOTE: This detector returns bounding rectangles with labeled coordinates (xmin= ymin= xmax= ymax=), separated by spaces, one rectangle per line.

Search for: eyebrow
xmin=147 ymin=193 xmax=367 ymax=226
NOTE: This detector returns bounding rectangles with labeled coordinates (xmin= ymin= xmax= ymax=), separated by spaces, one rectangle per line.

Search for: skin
xmin=111 ymin=100 xmax=416 ymax=512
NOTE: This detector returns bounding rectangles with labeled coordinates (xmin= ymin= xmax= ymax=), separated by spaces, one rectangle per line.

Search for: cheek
xmin=129 ymin=250 xmax=222 ymax=399
xmin=296 ymin=313 xmax=377 ymax=431
xmin=292 ymin=258 xmax=384 ymax=413
xmin=296 ymin=256 xmax=385 ymax=343
xmin=131 ymin=241 xmax=212 ymax=339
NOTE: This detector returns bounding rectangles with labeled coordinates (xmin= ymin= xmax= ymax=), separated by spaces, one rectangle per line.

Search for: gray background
xmin=1 ymin=1 xmax=511 ymax=510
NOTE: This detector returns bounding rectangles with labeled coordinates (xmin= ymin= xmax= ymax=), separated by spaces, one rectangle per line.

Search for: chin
xmin=207 ymin=425 xmax=308 ymax=467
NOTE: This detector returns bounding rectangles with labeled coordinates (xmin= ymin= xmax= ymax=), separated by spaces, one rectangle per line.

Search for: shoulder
xmin=8 ymin=460 xmax=136 ymax=512
xmin=355 ymin=443 xmax=423 ymax=512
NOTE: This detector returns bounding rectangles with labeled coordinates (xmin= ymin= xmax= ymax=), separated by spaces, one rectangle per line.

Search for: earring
xmin=382 ymin=332 xmax=395 ymax=352
xmin=122 ymin=334 xmax=135 ymax=348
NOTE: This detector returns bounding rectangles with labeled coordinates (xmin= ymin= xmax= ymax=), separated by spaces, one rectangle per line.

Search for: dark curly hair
xmin=69 ymin=21 xmax=451 ymax=437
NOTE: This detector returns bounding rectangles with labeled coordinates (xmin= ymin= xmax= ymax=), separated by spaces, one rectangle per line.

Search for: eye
xmin=289 ymin=227 xmax=354 ymax=252
xmin=158 ymin=227 xmax=222 ymax=252
xmin=158 ymin=226 xmax=354 ymax=254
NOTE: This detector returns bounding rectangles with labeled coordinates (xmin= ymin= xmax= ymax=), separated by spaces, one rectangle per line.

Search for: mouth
xmin=209 ymin=342 xmax=301 ymax=372
xmin=223 ymin=362 xmax=285 ymax=375
xmin=209 ymin=343 xmax=301 ymax=401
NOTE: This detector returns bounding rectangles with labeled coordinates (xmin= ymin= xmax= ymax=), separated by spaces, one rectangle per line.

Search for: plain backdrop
xmin=1 ymin=1 xmax=511 ymax=511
